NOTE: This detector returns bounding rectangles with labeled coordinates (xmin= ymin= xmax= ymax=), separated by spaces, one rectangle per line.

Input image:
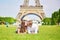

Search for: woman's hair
xmin=20 ymin=20 xmax=28 ymax=33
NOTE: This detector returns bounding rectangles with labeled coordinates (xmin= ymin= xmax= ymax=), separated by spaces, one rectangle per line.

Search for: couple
xmin=16 ymin=20 xmax=38 ymax=34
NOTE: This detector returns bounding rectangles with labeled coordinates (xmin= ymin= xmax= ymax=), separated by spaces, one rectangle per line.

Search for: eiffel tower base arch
xmin=16 ymin=6 xmax=45 ymax=23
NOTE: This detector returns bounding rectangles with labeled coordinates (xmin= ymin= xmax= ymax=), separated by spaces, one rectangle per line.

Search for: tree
xmin=42 ymin=18 xmax=51 ymax=25
xmin=51 ymin=9 xmax=60 ymax=25
xmin=58 ymin=9 xmax=60 ymax=25
xmin=0 ymin=17 xmax=16 ymax=24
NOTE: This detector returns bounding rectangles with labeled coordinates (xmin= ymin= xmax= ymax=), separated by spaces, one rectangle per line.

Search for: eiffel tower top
xmin=20 ymin=0 xmax=43 ymax=9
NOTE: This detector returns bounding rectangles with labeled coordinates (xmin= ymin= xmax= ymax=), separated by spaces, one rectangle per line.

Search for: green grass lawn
xmin=0 ymin=25 xmax=60 ymax=40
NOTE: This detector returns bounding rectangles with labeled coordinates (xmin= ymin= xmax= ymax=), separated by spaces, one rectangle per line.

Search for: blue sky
xmin=0 ymin=0 xmax=60 ymax=18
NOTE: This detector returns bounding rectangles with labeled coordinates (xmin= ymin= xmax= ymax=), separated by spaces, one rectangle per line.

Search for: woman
xmin=27 ymin=20 xmax=38 ymax=34
xmin=20 ymin=20 xmax=27 ymax=33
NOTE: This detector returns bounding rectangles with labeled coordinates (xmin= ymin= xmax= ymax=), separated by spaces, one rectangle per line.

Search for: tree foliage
xmin=51 ymin=9 xmax=60 ymax=25
xmin=0 ymin=17 xmax=16 ymax=24
xmin=42 ymin=18 xmax=51 ymax=25
xmin=42 ymin=9 xmax=60 ymax=25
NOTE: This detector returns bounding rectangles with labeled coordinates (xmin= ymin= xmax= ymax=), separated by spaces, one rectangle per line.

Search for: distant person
xmin=5 ymin=22 xmax=8 ymax=27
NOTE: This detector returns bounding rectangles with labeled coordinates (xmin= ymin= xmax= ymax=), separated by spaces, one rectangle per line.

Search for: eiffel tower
xmin=16 ymin=0 xmax=45 ymax=23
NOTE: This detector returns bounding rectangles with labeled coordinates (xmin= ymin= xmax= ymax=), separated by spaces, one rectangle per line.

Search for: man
xmin=27 ymin=20 xmax=38 ymax=34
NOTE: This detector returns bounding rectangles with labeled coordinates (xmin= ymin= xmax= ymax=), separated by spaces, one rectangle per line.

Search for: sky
xmin=0 ymin=0 xmax=60 ymax=18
